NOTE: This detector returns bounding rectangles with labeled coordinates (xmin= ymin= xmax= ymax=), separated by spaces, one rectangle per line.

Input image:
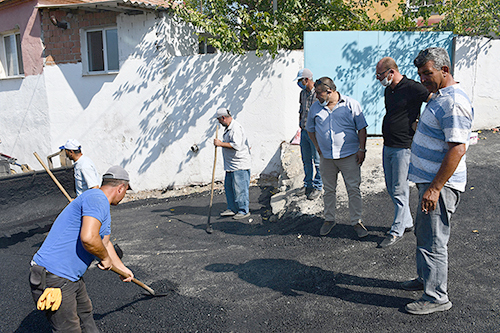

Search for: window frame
xmin=0 ymin=30 xmax=24 ymax=79
xmin=80 ymin=25 xmax=119 ymax=75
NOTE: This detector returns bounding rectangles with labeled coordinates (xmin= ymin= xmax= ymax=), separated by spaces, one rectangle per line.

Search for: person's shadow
xmin=206 ymin=258 xmax=413 ymax=309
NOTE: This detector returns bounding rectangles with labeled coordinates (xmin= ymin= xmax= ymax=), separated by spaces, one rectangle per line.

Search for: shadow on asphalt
xmin=206 ymin=258 xmax=414 ymax=309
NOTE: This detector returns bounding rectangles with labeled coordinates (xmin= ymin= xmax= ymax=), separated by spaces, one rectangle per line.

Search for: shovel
xmin=110 ymin=266 xmax=170 ymax=297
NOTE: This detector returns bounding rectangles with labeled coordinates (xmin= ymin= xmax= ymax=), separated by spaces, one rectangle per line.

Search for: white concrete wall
xmin=0 ymin=74 xmax=51 ymax=171
xmin=40 ymin=11 xmax=302 ymax=191
xmin=454 ymin=36 xmax=500 ymax=130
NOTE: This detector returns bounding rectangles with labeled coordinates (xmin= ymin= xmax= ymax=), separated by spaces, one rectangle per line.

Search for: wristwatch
xmin=358 ymin=148 xmax=367 ymax=152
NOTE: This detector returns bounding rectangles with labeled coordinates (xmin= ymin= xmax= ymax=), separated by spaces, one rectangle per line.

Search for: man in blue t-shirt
xmin=30 ymin=166 xmax=134 ymax=332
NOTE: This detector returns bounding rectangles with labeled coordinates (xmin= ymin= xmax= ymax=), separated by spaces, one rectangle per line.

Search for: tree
xmin=168 ymin=0 xmax=499 ymax=56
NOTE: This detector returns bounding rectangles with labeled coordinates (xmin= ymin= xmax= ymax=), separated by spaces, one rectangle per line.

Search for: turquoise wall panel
xmin=304 ymin=31 xmax=453 ymax=135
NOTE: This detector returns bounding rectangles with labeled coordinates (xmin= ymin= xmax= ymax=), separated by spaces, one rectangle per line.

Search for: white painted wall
xmin=40 ymin=11 xmax=302 ymax=191
xmin=0 ymin=74 xmax=51 ymax=170
xmin=454 ymin=36 xmax=500 ymax=130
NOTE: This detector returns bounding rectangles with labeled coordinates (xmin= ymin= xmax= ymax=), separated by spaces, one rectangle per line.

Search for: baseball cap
xmin=215 ymin=108 xmax=231 ymax=119
xmin=59 ymin=139 xmax=81 ymax=150
xmin=102 ymin=165 xmax=132 ymax=190
xmin=293 ymin=68 xmax=313 ymax=81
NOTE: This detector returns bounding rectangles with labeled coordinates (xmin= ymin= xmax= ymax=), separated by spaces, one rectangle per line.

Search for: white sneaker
xmin=220 ymin=209 xmax=236 ymax=217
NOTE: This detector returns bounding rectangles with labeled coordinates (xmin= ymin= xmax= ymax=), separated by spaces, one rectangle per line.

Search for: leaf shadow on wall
xmin=113 ymin=15 xmax=292 ymax=179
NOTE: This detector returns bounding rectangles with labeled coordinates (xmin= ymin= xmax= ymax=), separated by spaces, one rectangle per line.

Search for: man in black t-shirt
xmin=376 ymin=57 xmax=431 ymax=248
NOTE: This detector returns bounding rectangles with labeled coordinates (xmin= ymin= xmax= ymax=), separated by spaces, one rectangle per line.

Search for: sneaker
xmin=353 ymin=222 xmax=368 ymax=238
xmin=233 ymin=212 xmax=250 ymax=220
xmin=405 ymin=299 xmax=452 ymax=315
xmin=307 ymin=189 xmax=322 ymax=200
xmin=401 ymin=278 xmax=424 ymax=291
xmin=378 ymin=234 xmax=403 ymax=248
xmin=319 ymin=221 xmax=336 ymax=236
xmin=220 ymin=209 xmax=236 ymax=217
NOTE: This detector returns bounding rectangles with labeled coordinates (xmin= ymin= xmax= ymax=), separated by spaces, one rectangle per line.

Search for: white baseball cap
xmin=293 ymin=68 xmax=313 ymax=81
xmin=59 ymin=139 xmax=81 ymax=150
xmin=215 ymin=108 xmax=231 ymax=119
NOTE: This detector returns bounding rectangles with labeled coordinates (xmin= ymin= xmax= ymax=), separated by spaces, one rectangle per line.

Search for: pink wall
xmin=0 ymin=0 xmax=43 ymax=76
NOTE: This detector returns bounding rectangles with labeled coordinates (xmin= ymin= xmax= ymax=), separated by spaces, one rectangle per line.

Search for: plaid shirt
xmin=299 ymin=87 xmax=316 ymax=129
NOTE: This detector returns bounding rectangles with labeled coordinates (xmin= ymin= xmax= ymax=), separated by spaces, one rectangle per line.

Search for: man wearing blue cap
xmin=294 ymin=68 xmax=322 ymax=200
xmin=60 ymin=139 xmax=100 ymax=197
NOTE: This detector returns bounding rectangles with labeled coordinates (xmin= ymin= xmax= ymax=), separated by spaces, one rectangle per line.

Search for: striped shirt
xmin=299 ymin=87 xmax=317 ymax=129
xmin=409 ymin=84 xmax=473 ymax=192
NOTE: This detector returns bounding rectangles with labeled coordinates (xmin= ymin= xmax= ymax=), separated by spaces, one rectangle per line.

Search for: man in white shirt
xmin=60 ymin=139 xmax=100 ymax=197
xmin=214 ymin=108 xmax=252 ymax=220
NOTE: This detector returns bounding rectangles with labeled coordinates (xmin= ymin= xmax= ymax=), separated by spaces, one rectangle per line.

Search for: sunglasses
xmin=314 ymin=79 xmax=333 ymax=90
xmin=375 ymin=68 xmax=391 ymax=78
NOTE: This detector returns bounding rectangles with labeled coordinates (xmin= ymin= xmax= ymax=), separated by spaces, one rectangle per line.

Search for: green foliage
xmin=407 ymin=0 xmax=500 ymax=37
xmin=169 ymin=0 xmax=499 ymax=56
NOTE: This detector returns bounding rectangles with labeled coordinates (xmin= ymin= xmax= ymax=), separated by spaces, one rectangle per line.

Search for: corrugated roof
xmin=36 ymin=0 xmax=176 ymax=10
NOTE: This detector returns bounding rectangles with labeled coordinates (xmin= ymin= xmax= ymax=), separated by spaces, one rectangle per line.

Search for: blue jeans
xmin=383 ymin=146 xmax=413 ymax=237
xmin=300 ymin=129 xmax=322 ymax=190
xmin=224 ymin=169 xmax=250 ymax=214
xmin=415 ymin=183 xmax=460 ymax=304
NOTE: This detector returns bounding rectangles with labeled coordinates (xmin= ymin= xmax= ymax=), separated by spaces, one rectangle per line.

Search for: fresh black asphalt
xmin=1 ymin=129 xmax=499 ymax=332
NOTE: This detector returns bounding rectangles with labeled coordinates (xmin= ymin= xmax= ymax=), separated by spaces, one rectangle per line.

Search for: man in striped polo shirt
xmin=403 ymin=47 xmax=474 ymax=315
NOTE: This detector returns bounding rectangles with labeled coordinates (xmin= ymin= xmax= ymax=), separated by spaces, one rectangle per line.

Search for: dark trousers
xmin=30 ymin=266 xmax=99 ymax=333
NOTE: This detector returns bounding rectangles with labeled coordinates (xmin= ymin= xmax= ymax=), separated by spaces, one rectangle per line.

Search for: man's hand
xmin=421 ymin=186 xmax=440 ymax=213
xmin=118 ymin=267 xmax=134 ymax=282
xmin=214 ymin=138 xmax=222 ymax=147
xmin=356 ymin=151 xmax=365 ymax=165
xmin=97 ymin=256 xmax=112 ymax=270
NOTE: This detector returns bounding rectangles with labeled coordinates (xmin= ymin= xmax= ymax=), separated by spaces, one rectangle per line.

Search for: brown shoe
xmin=319 ymin=221 xmax=336 ymax=236
xmin=353 ymin=222 xmax=368 ymax=238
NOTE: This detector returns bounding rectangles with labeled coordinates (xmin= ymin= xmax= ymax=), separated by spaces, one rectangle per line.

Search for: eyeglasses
xmin=315 ymin=79 xmax=333 ymax=90
xmin=375 ymin=68 xmax=391 ymax=78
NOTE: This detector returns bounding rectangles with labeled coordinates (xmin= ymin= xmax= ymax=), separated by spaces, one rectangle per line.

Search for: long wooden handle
xmin=33 ymin=152 xmax=73 ymax=202
xmin=110 ymin=266 xmax=156 ymax=296
xmin=207 ymin=125 xmax=219 ymax=228
xmin=209 ymin=125 xmax=219 ymax=206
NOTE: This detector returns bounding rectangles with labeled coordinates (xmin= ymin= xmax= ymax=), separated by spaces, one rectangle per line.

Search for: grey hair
xmin=414 ymin=47 xmax=451 ymax=69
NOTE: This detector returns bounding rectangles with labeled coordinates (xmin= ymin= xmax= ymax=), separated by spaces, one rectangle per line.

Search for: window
xmin=0 ymin=32 xmax=24 ymax=78
xmin=83 ymin=27 xmax=118 ymax=73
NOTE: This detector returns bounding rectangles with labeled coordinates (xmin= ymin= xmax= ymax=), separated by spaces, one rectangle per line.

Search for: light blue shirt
xmin=74 ymin=155 xmax=100 ymax=196
xmin=306 ymin=92 xmax=367 ymax=159
xmin=222 ymin=119 xmax=252 ymax=172
xmin=409 ymin=83 xmax=473 ymax=192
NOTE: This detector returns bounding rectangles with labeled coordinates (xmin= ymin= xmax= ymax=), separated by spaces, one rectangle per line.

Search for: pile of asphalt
xmin=2 ymin=129 xmax=499 ymax=332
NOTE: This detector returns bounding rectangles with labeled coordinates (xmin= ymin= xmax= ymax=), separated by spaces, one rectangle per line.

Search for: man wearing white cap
xmin=29 ymin=166 xmax=134 ymax=332
xmin=294 ymin=68 xmax=322 ymax=200
xmin=60 ymin=139 xmax=100 ymax=197
xmin=214 ymin=108 xmax=252 ymax=220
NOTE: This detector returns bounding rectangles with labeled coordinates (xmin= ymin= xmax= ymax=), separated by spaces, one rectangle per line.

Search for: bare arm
xmin=307 ymin=131 xmax=322 ymax=156
xmin=102 ymin=235 xmax=134 ymax=282
xmin=356 ymin=127 xmax=367 ymax=165
xmin=421 ymin=142 xmax=466 ymax=212
xmin=80 ymin=216 xmax=111 ymax=269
